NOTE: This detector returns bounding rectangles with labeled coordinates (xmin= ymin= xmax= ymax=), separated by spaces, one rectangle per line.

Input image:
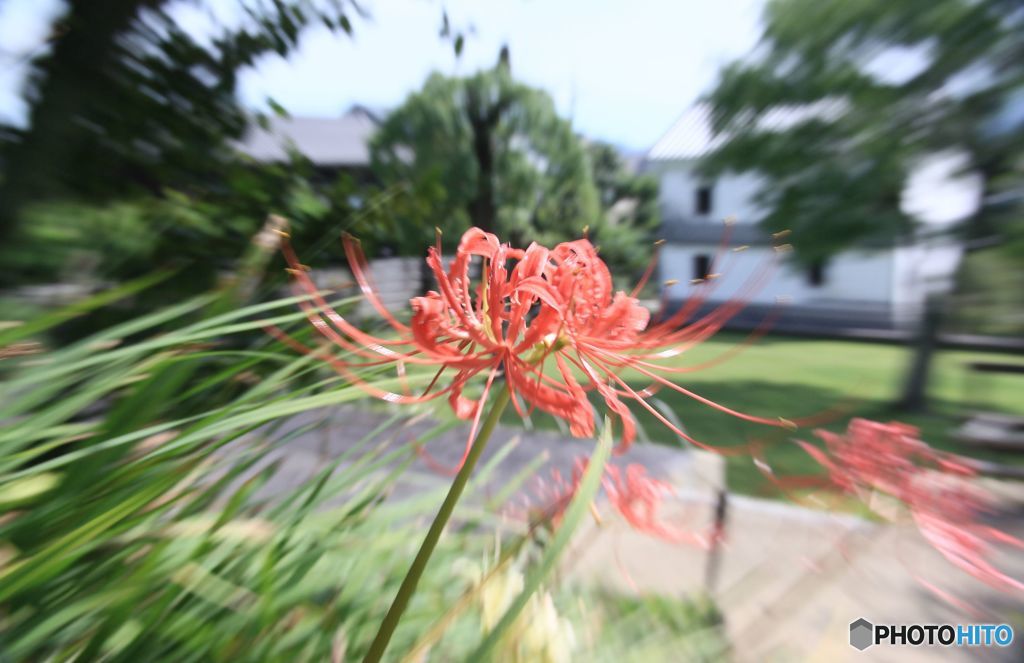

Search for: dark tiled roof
xmin=646 ymin=100 xmax=847 ymax=162
xmin=238 ymin=108 xmax=380 ymax=166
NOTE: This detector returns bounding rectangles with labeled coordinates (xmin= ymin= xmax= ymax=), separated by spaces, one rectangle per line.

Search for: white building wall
xmin=713 ymin=172 xmax=767 ymax=224
xmin=659 ymin=245 xmax=895 ymax=307
xmin=646 ymin=112 xmax=978 ymax=329
xmin=819 ymin=250 xmax=894 ymax=304
xmin=652 ymin=158 xmax=901 ymax=325
xmin=649 ymin=160 xmax=765 ymax=223
xmin=656 ymin=167 xmax=703 ymax=219
xmin=891 ymin=241 xmax=963 ymax=328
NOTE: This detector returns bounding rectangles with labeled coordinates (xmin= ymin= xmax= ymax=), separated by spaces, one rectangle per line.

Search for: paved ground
xmin=236 ymin=404 xmax=1024 ymax=662
xmin=234 ymin=404 xmax=705 ymax=508
xmin=569 ymin=491 xmax=1024 ymax=662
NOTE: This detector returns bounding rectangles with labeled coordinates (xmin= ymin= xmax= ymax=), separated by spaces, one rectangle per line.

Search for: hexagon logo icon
xmin=850 ymin=618 xmax=874 ymax=651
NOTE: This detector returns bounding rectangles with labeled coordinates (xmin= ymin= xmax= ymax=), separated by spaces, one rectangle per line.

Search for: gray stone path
xmin=569 ymin=493 xmax=1024 ymax=662
xmin=235 ymin=404 xmax=1024 ymax=662
xmin=236 ymin=404 xmax=707 ymax=507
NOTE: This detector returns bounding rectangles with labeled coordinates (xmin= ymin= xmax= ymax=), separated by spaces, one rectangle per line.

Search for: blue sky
xmin=0 ymin=0 xmax=765 ymax=151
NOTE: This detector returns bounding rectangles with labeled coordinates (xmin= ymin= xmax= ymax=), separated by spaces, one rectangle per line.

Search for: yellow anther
xmin=772 ymin=229 xmax=792 ymax=238
xmin=654 ymin=239 xmax=666 ymax=246
xmin=272 ymin=228 xmax=291 ymax=238
xmin=732 ymin=245 xmax=749 ymax=252
xmin=774 ymin=243 xmax=793 ymax=253
xmin=690 ymin=278 xmax=705 ymax=285
xmin=706 ymin=273 xmax=721 ymax=280
xmin=778 ymin=417 xmax=797 ymax=431
xmin=663 ymin=279 xmax=679 ymax=286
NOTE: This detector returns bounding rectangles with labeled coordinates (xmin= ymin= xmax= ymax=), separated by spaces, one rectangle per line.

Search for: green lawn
xmin=499 ymin=333 xmax=1024 ymax=498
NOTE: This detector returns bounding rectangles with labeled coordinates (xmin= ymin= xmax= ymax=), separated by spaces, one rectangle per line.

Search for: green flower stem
xmin=363 ymin=383 xmax=512 ymax=663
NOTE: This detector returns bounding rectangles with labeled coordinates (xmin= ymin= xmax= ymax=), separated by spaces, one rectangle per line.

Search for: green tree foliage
xmin=0 ymin=148 xmax=363 ymax=303
xmin=703 ymin=0 xmax=1024 ymax=407
xmin=585 ymin=141 xmax=661 ymax=283
xmin=0 ymin=1 xmax=387 ymax=297
xmin=0 ymin=0 xmax=361 ymax=239
xmin=369 ymin=54 xmax=601 ymax=254
xmin=0 ymin=286 xmax=726 ymax=661
xmin=701 ymin=0 xmax=1024 ymax=263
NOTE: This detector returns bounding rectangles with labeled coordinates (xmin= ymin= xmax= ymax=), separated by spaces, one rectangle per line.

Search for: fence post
xmin=704 ymin=489 xmax=729 ymax=594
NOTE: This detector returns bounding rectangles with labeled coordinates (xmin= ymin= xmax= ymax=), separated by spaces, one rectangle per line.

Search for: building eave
xmin=660 ymin=218 xmax=904 ymax=250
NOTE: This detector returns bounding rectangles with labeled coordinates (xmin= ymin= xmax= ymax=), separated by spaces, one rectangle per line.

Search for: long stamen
xmin=629 ymin=239 xmax=665 ymax=298
xmin=587 ymin=354 xmax=763 ymax=457
xmin=342 ymin=232 xmax=412 ymax=334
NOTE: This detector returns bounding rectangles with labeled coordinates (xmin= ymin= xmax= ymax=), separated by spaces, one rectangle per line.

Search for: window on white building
xmin=695 ymin=184 xmax=713 ymax=215
xmin=808 ymin=259 xmax=827 ymax=287
xmin=694 ymin=254 xmax=711 ymax=281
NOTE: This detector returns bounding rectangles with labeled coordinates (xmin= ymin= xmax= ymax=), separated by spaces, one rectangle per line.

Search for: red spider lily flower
xmin=520 ymin=457 xmax=720 ymax=548
xmin=911 ymin=475 xmax=1024 ymax=595
xmin=272 ymin=226 xmax=798 ymax=471
xmin=793 ymin=419 xmax=1024 ymax=596
xmin=797 ymin=419 xmax=976 ymax=503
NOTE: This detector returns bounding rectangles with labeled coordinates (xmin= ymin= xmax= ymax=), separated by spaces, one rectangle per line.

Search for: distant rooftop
xmin=647 ymin=100 xmax=846 ymax=162
xmin=238 ymin=105 xmax=383 ymax=167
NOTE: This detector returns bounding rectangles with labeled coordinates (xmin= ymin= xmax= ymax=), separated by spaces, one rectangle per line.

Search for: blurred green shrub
xmin=0 ymin=286 xmax=723 ymax=662
xmin=949 ymin=247 xmax=1024 ymax=337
